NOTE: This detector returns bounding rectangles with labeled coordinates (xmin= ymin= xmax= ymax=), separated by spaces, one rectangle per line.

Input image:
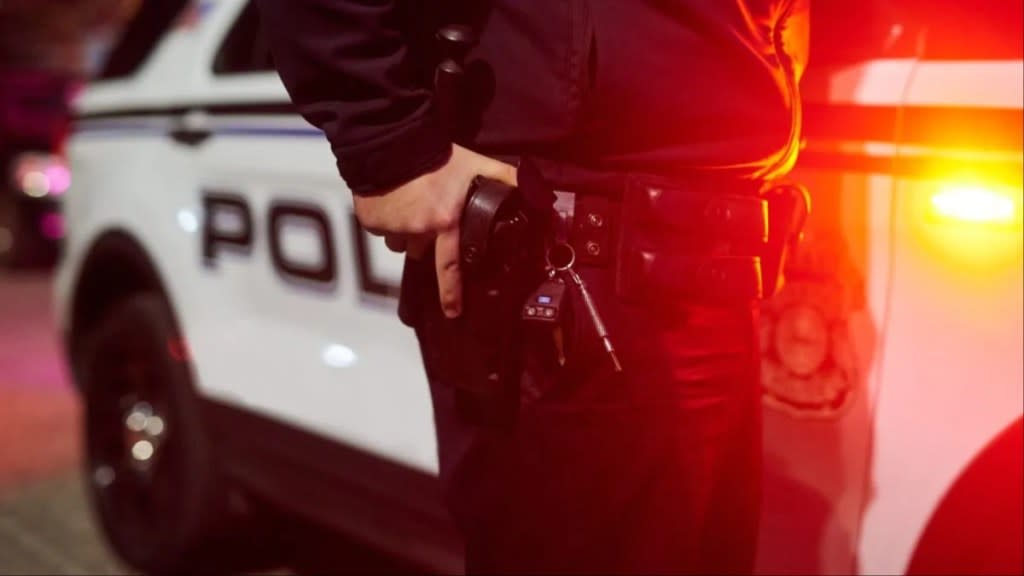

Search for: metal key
xmin=547 ymin=243 xmax=624 ymax=373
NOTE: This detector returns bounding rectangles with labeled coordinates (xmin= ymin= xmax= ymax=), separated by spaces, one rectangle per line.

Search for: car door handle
xmin=171 ymin=110 xmax=211 ymax=147
xmin=169 ymin=127 xmax=212 ymax=146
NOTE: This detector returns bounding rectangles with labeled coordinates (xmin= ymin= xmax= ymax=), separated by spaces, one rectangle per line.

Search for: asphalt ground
xmin=0 ymin=474 xmax=130 ymax=575
xmin=0 ymin=271 xmax=132 ymax=574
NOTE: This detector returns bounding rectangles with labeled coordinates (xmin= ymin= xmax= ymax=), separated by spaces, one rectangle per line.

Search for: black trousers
xmin=410 ymin=258 xmax=762 ymax=574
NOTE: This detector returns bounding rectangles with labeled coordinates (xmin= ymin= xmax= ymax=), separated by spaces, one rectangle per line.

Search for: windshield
xmin=810 ymin=0 xmax=1024 ymax=68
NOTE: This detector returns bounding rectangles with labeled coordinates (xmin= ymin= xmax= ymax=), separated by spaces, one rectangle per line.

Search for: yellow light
xmin=917 ymin=180 xmax=1023 ymax=272
xmin=930 ymin=185 xmax=1021 ymax=225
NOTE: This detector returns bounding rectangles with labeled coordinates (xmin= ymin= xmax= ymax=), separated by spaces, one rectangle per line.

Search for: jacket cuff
xmin=334 ymin=112 xmax=452 ymax=196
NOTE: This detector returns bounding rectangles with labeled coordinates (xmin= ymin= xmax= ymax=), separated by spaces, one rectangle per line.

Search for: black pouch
xmin=614 ymin=175 xmax=768 ymax=304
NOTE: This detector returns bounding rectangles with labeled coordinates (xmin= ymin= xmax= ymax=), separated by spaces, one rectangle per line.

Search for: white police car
xmin=57 ymin=0 xmax=1022 ymax=573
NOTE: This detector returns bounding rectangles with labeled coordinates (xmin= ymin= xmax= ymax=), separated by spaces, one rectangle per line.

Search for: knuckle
xmin=433 ymin=205 xmax=459 ymax=231
xmin=407 ymin=215 xmax=430 ymax=235
xmin=357 ymin=212 xmax=381 ymax=233
xmin=441 ymin=258 xmax=460 ymax=273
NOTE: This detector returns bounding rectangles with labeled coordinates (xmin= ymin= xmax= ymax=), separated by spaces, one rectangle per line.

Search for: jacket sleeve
xmin=255 ymin=0 xmax=451 ymax=195
xmin=780 ymin=0 xmax=810 ymax=82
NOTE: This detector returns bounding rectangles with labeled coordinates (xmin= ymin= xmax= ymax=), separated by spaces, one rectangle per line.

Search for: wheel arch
xmin=905 ymin=416 xmax=1024 ymax=575
xmin=67 ymin=229 xmax=180 ymax=387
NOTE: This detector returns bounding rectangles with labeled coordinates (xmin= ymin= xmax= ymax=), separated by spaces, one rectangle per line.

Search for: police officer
xmin=257 ymin=0 xmax=809 ymax=573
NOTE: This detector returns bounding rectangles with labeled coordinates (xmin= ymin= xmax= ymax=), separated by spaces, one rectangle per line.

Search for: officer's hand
xmin=353 ymin=145 xmax=518 ymax=318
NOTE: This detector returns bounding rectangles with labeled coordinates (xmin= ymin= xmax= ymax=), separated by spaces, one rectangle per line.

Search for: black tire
xmin=79 ymin=294 xmax=261 ymax=574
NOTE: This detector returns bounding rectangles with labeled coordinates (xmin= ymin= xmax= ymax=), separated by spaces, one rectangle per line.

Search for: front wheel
xmin=79 ymin=294 xmax=252 ymax=573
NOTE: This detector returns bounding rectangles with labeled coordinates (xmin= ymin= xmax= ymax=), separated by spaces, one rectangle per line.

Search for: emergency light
xmin=931 ymin=184 xmax=1022 ymax=225
xmin=919 ymin=179 xmax=1024 ymax=268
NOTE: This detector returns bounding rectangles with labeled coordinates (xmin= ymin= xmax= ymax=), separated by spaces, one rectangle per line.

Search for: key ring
xmin=546 ymin=242 xmax=576 ymax=272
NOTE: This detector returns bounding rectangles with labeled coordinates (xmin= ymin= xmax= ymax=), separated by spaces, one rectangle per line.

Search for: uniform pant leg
xmin=412 ymin=264 xmax=762 ymax=574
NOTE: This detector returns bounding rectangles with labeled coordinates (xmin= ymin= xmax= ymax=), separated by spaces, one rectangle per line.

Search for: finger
xmin=435 ymin=227 xmax=463 ymax=318
xmin=406 ymin=234 xmax=432 ymax=261
xmin=478 ymin=158 xmax=518 ymax=188
xmin=384 ymin=234 xmax=407 ymax=253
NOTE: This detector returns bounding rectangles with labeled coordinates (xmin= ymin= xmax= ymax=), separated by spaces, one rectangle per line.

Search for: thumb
xmin=478 ymin=157 xmax=518 ymax=188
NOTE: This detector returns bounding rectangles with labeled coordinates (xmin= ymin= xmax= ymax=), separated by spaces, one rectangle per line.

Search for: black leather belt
xmin=554 ymin=176 xmax=808 ymax=303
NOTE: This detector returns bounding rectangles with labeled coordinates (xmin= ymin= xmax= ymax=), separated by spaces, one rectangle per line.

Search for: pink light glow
xmin=13 ymin=153 xmax=71 ymax=197
xmin=39 ymin=213 xmax=64 ymax=239
xmin=44 ymin=163 xmax=71 ymax=195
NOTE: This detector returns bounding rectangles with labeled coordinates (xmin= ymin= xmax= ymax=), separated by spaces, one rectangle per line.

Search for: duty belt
xmin=427 ymin=170 xmax=809 ymax=427
xmin=551 ymin=177 xmax=809 ymax=303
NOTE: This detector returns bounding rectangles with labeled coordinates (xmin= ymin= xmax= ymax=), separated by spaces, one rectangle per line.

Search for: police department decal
xmin=760 ymin=281 xmax=856 ymax=419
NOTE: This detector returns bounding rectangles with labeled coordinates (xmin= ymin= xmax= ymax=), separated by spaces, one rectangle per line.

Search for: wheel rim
xmin=121 ymin=400 xmax=167 ymax=474
xmin=86 ymin=341 xmax=176 ymax=557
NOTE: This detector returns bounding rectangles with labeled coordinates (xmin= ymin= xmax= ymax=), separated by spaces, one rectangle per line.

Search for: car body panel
xmin=756 ymin=59 xmax=909 ymax=574
xmin=859 ymin=54 xmax=1023 ymax=574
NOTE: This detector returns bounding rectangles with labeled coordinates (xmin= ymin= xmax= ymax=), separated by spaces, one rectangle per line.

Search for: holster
xmin=449 ymin=177 xmax=548 ymax=427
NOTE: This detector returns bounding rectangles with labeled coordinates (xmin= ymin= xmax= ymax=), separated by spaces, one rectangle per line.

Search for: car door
xmin=857 ymin=2 xmax=1024 ymax=574
xmin=180 ymin=0 xmax=440 ymax=477
xmin=756 ymin=1 xmax=919 ymax=573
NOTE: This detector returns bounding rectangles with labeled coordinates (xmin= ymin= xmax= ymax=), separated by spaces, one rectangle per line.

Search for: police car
xmin=57 ymin=0 xmax=1022 ymax=573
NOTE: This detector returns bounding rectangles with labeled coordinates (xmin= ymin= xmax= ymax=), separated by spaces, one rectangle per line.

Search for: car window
xmin=808 ymin=0 xmax=919 ymax=67
xmin=809 ymin=0 xmax=1023 ymax=67
xmin=918 ymin=1 xmax=1023 ymax=60
xmin=99 ymin=0 xmax=190 ymax=80
xmin=213 ymin=1 xmax=274 ymax=75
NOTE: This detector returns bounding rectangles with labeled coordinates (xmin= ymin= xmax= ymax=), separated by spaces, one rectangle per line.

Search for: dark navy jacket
xmin=256 ymin=0 xmax=809 ymax=195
